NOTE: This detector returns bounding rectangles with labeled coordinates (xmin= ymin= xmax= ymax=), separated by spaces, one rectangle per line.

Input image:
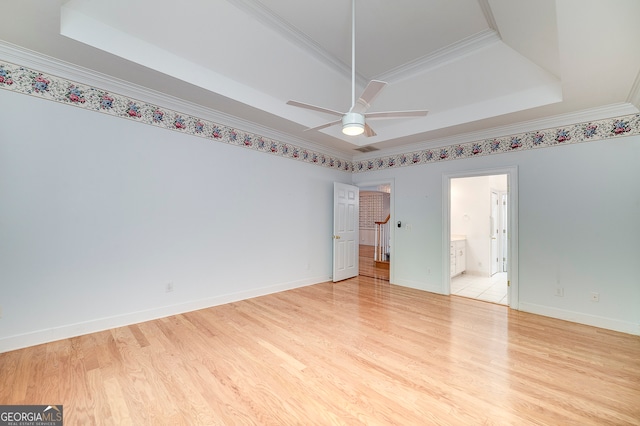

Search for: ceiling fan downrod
xmin=285 ymin=0 xmax=428 ymax=139
xmin=350 ymin=0 xmax=356 ymax=111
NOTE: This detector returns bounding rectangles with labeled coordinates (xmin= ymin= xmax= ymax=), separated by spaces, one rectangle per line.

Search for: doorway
xmin=443 ymin=167 xmax=519 ymax=309
xmin=357 ymin=180 xmax=394 ymax=282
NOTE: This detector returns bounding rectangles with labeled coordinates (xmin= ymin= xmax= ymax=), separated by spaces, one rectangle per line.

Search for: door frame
xmin=499 ymin=191 xmax=508 ymax=272
xmin=356 ymin=178 xmax=395 ymax=284
xmin=442 ymin=167 xmax=519 ymax=309
xmin=490 ymin=189 xmax=500 ymax=276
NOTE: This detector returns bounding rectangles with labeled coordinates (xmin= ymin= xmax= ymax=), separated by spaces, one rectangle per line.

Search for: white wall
xmin=0 ymin=90 xmax=350 ymax=352
xmin=353 ymin=136 xmax=640 ymax=335
xmin=451 ymin=175 xmax=507 ymax=275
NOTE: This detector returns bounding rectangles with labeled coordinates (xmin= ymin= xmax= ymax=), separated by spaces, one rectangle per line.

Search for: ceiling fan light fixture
xmin=285 ymin=0 xmax=427 ymax=138
xmin=342 ymin=112 xmax=365 ymax=136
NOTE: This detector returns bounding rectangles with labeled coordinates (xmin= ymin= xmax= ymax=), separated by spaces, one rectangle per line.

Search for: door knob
xmin=334 ymin=235 xmax=341 ymax=239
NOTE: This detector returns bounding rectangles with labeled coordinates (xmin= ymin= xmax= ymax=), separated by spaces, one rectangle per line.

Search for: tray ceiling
xmin=1 ymin=0 xmax=639 ymax=157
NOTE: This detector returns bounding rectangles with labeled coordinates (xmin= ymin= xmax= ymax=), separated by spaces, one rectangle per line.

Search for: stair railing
xmin=374 ymin=214 xmax=391 ymax=263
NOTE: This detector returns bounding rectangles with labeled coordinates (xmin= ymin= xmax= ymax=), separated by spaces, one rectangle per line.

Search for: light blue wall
xmin=0 ymin=89 xmax=350 ymax=351
xmin=1 ymin=80 xmax=639 ymax=353
xmin=353 ymin=136 xmax=640 ymax=335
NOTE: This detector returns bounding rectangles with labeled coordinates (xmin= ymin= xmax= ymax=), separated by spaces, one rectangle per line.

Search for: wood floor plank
xmin=359 ymin=244 xmax=390 ymax=281
xmin=1 ymin=276 xmax=639 ymax=425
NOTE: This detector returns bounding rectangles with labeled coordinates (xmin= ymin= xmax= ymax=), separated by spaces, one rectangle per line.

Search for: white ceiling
xmin=1 ymin=0 xmax=639 ymax=157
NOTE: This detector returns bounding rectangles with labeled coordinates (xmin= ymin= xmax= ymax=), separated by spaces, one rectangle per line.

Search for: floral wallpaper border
xmin=1 ymin=59 xmax=639 ymax=174
xmin=0 ymin=60 xmax=353 ymax=172
xmin=353 ymin=112 xmax=640 ymax=173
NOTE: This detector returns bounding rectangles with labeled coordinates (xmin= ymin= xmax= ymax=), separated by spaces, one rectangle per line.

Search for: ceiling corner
xmin=477 ymin=0 xmax=500 ymax=36
xmin=627 ymin=70 xmax=640 ymax=111
xmin=226 ymin=0 xmax=362 ymax=85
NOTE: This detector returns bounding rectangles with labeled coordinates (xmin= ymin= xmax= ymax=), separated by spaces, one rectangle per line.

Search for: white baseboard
xmin=393 ymin=279 xmax=443 ymax=294
xmin=519 ymin=302 xmax=640 ymax=336
xmin=5 ymin=279 xmax=636 ymax=353
xmin=387 ymin=285 xmax=638 ymax=336
xmin=0 ymin=276 xmax=330 ymax=353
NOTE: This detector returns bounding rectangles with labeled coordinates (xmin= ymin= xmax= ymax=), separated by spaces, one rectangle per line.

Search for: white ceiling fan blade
xmin=364 ymin=122 xmax=377 ymax=137
xmin=305 ymin=119 xmax=342 ymax=132
xmin=365 ymin=110 xmax=429 ymax=119
xmin=287 ymin=100 xmax=344 ymax=117
xmin=352 ymin=80 xmax=387 ymax=113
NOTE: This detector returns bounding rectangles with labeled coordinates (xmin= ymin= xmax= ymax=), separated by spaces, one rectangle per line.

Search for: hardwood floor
xmin=1 ymin=277 xmax=639 ymax=425
xmin=359 ymin=244 xmax=390 ymax=281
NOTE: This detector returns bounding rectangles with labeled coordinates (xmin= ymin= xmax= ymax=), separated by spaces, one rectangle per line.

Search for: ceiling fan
xmin=286 ymin=0 xmax=428 ymax=137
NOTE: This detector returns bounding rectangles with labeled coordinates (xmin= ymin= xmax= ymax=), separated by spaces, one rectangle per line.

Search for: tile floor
xmin=451 ymin=272 xmax=508 ymax=305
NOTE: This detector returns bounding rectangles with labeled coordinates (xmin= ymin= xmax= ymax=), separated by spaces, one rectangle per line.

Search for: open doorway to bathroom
xmin=448 ymin=173 xmax=510 ymax=305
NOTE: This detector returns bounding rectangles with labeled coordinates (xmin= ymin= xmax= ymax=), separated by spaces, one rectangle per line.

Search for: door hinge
xmin=507 ymin=280 xmax=511 ymax=287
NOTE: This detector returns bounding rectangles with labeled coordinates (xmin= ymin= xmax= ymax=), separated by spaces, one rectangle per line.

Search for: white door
xmin=490 ymin=190 xmax=499 ymax=276
xmin=333 ymin=182 xmax=359 ymax=282
xmin=500 ymin=192 xmax=508 ymax=272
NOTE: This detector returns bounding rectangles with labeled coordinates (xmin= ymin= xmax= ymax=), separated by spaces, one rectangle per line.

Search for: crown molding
xmin=356 ymin=103 xmax=640 ymax=161
xmin=0 ymin=40 xmax=348 ymax=160
xmin=374 ymin=29 xmax=501 ymax=84
xmin=226 ymin=0 xmax=367 ymax=87
xmin=628 ymin=69 xmax=640 ymax=111
xmin=225 ymin=1 xmax=502 ymax=89
xmin=352 ymin=111 xmax=639 ymax=173
xmin=3 ymin=40 xmax=638 ymax=173
xmin=477 ymin=0 xmax=499 ymax=35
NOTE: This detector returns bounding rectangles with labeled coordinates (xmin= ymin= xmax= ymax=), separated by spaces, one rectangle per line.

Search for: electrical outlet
xmin=555 ymin=288 xmax=564 ymax=297
xmin=590 ymin=292 xmax=599 ymax=302
xmin=166 ymin=282 xmax=174 ymax=293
